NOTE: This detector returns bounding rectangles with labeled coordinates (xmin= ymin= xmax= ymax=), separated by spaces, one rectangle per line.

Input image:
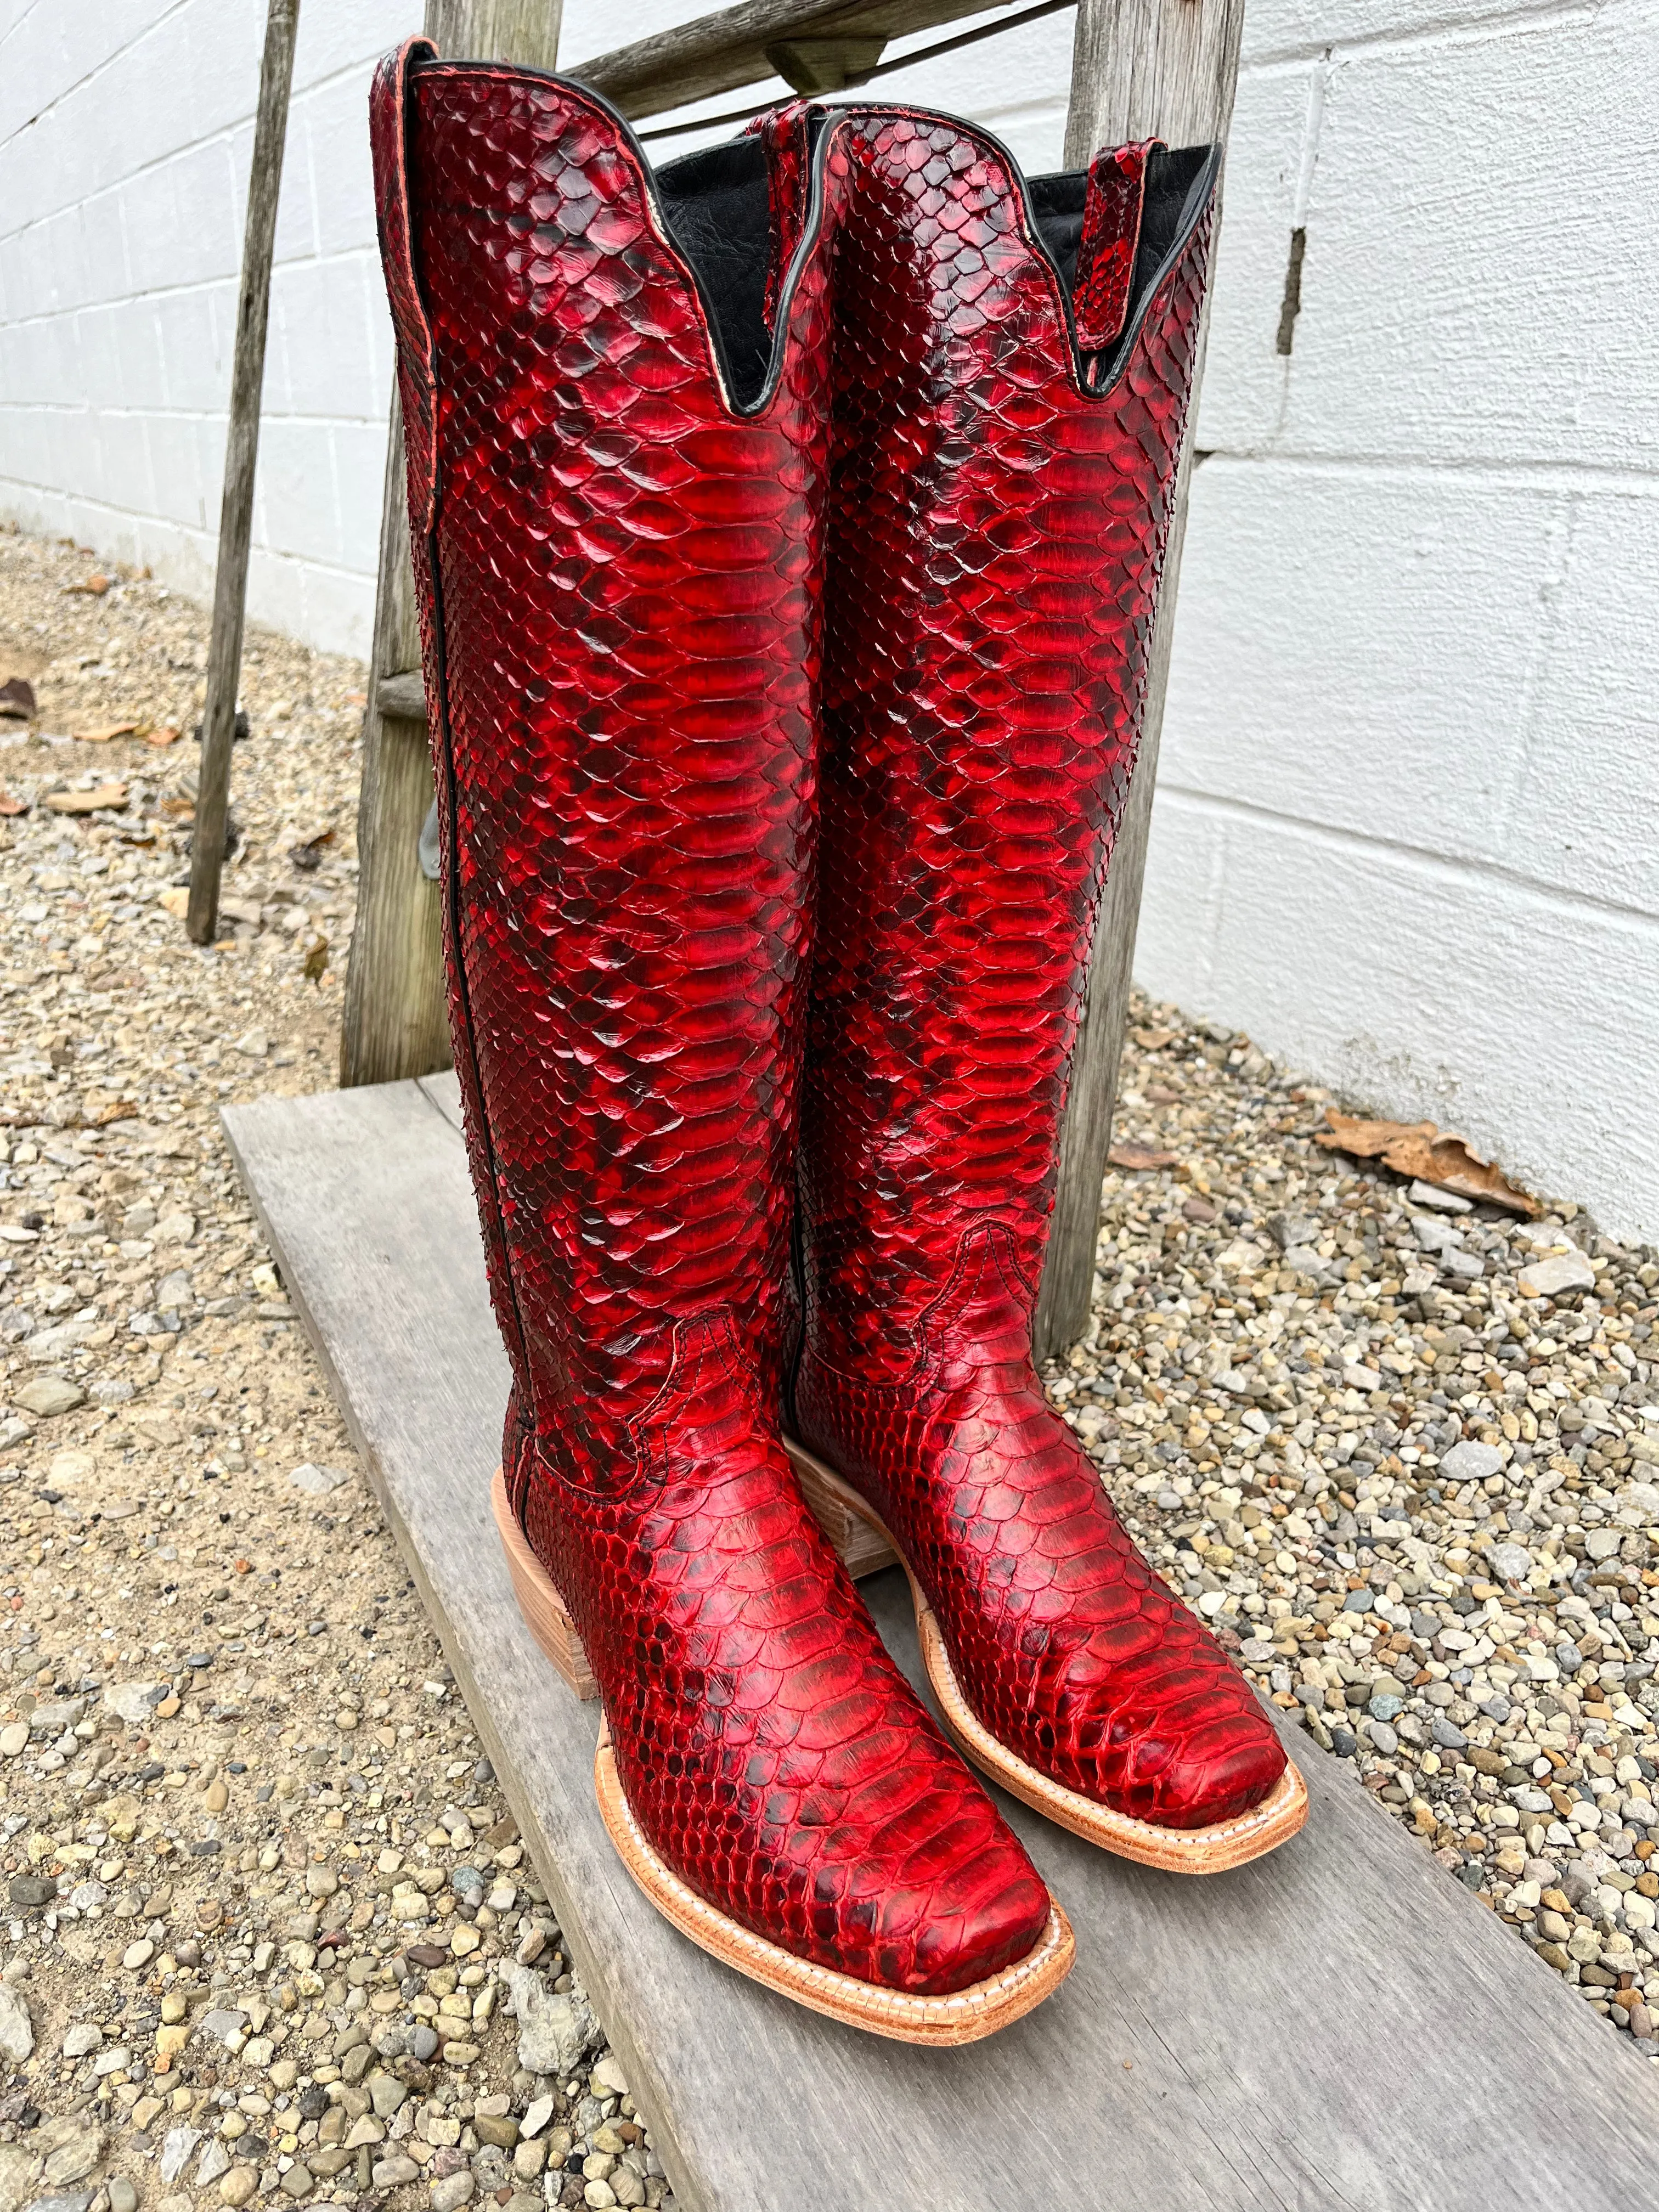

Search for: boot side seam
xmin=798 ymin=1215 xmax=1037 ymax=1403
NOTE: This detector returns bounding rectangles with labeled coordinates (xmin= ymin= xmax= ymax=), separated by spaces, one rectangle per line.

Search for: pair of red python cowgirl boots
xmin=370 ymin=39 xmax=1304 ymax=2044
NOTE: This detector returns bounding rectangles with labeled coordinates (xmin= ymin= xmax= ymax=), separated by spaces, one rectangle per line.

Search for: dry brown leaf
xmin=302 ymin=934 xmax=330 ymax=984
xmin=74 ymin=721 xmax=138 ymax=744
xmin=1314 ymin=1109 xmax=1539 ymax=1216
xmin=1132 ymin=1026 xmax=1177 ymax=1050
xmin=65 ymin=573 xmax=111 ymax=596
xmin=1109 ymin=1141 xmax=1179 ymax=1173
xmin=0 ymin=790 xmax=27 ymax=817
xmin=143 ymin=724 xmax=182 ymax=748
xmin=45 ymin=782 xmax=127 ymax=815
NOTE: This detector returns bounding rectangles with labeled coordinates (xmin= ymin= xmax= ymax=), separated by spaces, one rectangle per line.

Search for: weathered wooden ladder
xmin=340 ymin=0 xmax=1245 ymax=1360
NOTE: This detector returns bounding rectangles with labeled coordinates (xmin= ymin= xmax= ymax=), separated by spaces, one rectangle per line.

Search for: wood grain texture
xmin=341 ymin=0 xmax=562 ymax=1087
xmin=571 ymin=0 xmax=986 ymax=119
xmin=1062 ymin=0 xmax=1246 ymax=159
xmin=224 ymin=1076 xmax=1659 ymax=2212
xmin=338 ymin=394 xmax=450 ymax=1092
xmin=426 ymin=0 xmax=565 ymax=65
xmin=187 ymin=0 xmax=300 ymax=946
xmin=1036 ymin=0 xmax=1245 ymax=1359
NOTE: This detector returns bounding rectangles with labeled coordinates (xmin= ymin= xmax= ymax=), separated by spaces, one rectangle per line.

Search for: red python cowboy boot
xmin=780 ymin=107 xmax=1308 ymax=1871
xmin=369 ymin=46 xmax=1070 ymax=2038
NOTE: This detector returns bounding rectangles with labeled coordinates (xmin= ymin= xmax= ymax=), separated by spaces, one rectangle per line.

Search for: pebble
xmin=157 ymin=2134 xmax=198 ymax=2188
xmin=39 ymin=2133 xmax=101 ymax=2190
xmin=1520 ymin=1250 xmax=1598 ymax=1300
xmin=193 ymin=2146 xmax=230 ymax=2190
xmin=107 ymin=2183 xmax=137 ymax=2212
xmin=196 ymin=2008 xmax=246 ymax=2048
xmin=216 ymin=2174 xmax=257 ymax=2210
xmin=289 ymin=1461 xmax=349 ymax=1494
xmin=1403 ymin=1178 xmax=1470 ymax=1214
xmin=103 ymin=1680 xmax=166 ymax=1725
xmin=12 ymin=1375 xmax=84 ymax=1418
xmin=591 ymin=2055 xmax=629 ymax=2097
xmin=429 ymin=2174 xmax=475 ymax=2212
xmin=0 ymin=1984 xmax=33 ymax=2063
xmin=369 ymin=2073 xmax=407 ymax=2117
xmin=1439 ymin=1441 xmax=1505 ymax=1485
xmin=499 ymin=1966 xmax=602 ymax=2078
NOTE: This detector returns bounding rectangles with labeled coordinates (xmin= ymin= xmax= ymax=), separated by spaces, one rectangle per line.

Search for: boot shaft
xmin=371 ymin=44 xmax=840 ymax=1485
xmin=795 ymin=110 xmax=1218 ymax=1377
xmin=372 ymin=52 xmax=1216 ymax=1444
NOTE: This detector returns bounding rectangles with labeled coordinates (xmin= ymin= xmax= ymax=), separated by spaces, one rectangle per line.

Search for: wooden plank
xmin=1035 ymin=0 xmax=1245 ymax=1359
xmin=341 ymin=0 xmax=563 ymax=1089
xmin=187 ymin=0 xmax=301 ymax=945
xmin=571 ymin=0 xmax=1000 ymax=120
xmin=224 ymin=1077 xmax=1659 ymax=2212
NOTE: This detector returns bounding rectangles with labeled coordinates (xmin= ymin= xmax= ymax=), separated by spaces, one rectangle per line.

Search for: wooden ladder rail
xmin=339 ymin=0 xmax=1245 ymax=1362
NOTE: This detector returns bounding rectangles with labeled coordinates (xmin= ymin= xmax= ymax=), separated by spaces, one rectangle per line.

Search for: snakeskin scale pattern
xmin=370 ymin=51 xmax=1051 ymax=1991
xmin=792 ymin=110 xmax=1290 ymax=1831
xmin=1073 ymin=141 xmax=1150 ymax=355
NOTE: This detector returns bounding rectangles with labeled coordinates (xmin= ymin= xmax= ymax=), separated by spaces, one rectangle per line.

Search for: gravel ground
xmin=1063 ymin=1017 xmax=1659 ymax=2058
xmin=0 ymin=527 xmax=667 ymax=2212
xmin=0 ymin=515 xmax=1653 ymax=2212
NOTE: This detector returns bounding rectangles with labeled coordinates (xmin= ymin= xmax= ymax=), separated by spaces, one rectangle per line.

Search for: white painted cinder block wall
xmin=0 ymin=0 xmax=413 ymax=653
xmin=1 ymin=0 xmax=1654 ymax=1242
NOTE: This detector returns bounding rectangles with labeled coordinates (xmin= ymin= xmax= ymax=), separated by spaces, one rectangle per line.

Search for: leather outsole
xmin=785 ymin=1438 xmax=1310 ymax=1875
xmin=491 ymin=1466 xmax=1076 ymax=2042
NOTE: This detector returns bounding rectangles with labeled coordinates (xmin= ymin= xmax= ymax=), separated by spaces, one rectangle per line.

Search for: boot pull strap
xmin=369 ymin=37 xmax=442 ymax=533
xmin=749 ymin=100 xmax=817 ymax=331
xmin=1073 ymin=139 xmax=1157 ymax=359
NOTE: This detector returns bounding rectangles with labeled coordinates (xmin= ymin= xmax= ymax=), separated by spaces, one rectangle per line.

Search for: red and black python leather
xmin=789 ymin=108 xmax=1290 ymax=1831
xmin=369 ymin=46 xmax=1050 ymax=1993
